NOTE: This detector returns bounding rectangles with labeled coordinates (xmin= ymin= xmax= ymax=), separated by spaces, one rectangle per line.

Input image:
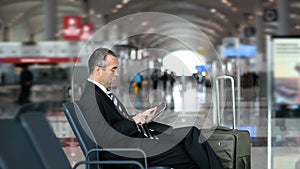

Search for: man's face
xmin=97 ymin=54 xmax=119 ymax=88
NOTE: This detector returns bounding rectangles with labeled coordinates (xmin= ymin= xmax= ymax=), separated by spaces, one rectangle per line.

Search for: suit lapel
xmin=87 ymin=81 xmax=131 ymax=120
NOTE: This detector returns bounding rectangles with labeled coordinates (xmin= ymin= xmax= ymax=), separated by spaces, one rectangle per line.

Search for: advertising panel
xmin=80 ymin=23 xmax=94 ymax=40
xmin=273 ymin=36 xmax=300 ymax=106
xmin=63 ymin=16 xmax=82 ymax=40
xmin=63 ymin=16 xmax=94 ymax=41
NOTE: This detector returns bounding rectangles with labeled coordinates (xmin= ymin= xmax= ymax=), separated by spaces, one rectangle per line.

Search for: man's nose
xmin=115 ymin=70 xmax=119 ymax=76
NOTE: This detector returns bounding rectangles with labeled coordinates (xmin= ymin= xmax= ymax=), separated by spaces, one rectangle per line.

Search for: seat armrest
xmin=86 ymin=148 xmax=148 ymax=169
xmin=73 ymin=160 xmax=145 ymax=169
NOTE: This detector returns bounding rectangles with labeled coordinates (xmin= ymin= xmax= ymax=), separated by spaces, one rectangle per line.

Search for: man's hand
xmin=132 ymin=107 xmax=157 ymax=125
xmin=143 ymin=107 xmax=157 ymax=123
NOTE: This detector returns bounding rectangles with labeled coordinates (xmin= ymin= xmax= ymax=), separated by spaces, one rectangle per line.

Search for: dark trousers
xmin=101 ymin=127 xmax=224 ymax=169
xmin=147 ymin=127 xmax=224 ymax=169
xmin=18 ymin=85 xmax=31 ymax=104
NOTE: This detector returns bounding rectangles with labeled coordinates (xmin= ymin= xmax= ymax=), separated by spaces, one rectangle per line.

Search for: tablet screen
xmin=148 ymin=102 xmax=167 ymax=122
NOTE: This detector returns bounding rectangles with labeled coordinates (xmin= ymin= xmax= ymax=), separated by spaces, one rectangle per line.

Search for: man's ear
xmin=93 ymin=66 xmax=102 ymax=76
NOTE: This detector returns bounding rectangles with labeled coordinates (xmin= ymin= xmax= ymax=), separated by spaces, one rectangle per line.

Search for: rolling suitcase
xmin=205 ymin=75 xmax=251 ymax=169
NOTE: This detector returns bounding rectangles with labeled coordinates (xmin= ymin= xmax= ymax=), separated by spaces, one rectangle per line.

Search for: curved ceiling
xmin=0 ymin=0 xmax=300 ymax=53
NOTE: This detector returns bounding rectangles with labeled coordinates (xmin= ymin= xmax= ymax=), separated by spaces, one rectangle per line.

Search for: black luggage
xmin=205 ymin=75 xmax=251 ymax=169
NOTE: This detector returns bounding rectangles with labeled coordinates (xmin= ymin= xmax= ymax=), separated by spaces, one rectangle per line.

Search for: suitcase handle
xmin=215 ymin=75 xmax=236 ymax=129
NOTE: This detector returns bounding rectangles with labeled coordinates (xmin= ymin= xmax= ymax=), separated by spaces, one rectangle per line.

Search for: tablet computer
xmin=148 ymin=102 xmax=167 ymax=122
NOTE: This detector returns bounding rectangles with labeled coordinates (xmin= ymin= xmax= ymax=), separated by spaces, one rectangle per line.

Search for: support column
xmin=43 ymin=0 xmax=57 ymax=40
xmin=254 ymin=2 xmax=268 ymax=169
xmin=277 ymin=0 xmax=290 ymax=35
xmin=254 ymin=0 xmax=268 ymax=98
xmin=0 ymin=20 xmax=2 ymax=41
xmin=82 ymin=0 xmax=90 ymax=23
xmin=254 ymin=0 xmax=264 ymax=58
xmin=3 ymin=26 xmax=9 ymax=41
xmin=102 ymin=15 xmax=110 ymax=41
xmin=241 ymin=13 xmax=249 ymax=44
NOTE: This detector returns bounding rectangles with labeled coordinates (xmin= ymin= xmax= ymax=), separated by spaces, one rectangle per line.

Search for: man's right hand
xmin=132 ymin=107 xmax=157 ymax=125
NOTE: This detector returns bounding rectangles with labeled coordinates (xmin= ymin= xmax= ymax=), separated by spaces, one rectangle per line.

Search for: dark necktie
xmin=106 ymin=88 xmax=157 ymax=139
xmin=106 ymin=89 xmax=129 ymax=119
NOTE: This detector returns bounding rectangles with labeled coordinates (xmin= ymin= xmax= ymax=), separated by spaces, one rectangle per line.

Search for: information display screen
xmin=223 ymin=44 xmax=257 ymax=58
xmin=272 ymin=36 xmax=300 ymax=107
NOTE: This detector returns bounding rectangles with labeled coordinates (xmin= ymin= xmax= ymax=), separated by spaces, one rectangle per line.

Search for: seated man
xmin=79 ymin=48 xmax=224 ymax=169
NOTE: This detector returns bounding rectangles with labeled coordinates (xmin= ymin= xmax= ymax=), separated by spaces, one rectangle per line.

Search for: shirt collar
xmin=87 ymin=78 xmax=109 ymax=94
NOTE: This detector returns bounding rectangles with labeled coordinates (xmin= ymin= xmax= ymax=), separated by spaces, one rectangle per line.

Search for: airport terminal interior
xmin=1 ymin=0 xmax=300 ymax=169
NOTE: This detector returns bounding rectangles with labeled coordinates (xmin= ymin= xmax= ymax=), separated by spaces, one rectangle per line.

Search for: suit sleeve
xmin=79 ymin=82 xmax=142 ymax=148
xmin=80 ymin=97 xmax=142 ymax=148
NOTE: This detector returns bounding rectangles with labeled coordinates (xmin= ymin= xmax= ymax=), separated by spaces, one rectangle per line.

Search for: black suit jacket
xmin=79 ymin=81 xmax=174 ymax=158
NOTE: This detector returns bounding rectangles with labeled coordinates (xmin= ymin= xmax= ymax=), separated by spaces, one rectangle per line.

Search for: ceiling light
xmin=96 ymin=14 xmax=103 ymax=18
xmin=146 ymin=27 xmax=155 ymax=32
xmin=210 ymin=8 xmax=216 ymax=13
xmin=89 ymin=9 xmax=95 ymax=15
xmin=141 ymin=21 xmax=148 ymax=26
xmin=256 ymin=11 xmax=263 ymax=16
xmin=81 ymin=13 xmax=88 ymax=18
xmin=122 ymin=0 xmax=130 ymax=4
xmin=116 ymin=4 xmax=123 ymax=9
xmin=112 ymin=24 xmax=118 ymax=29
xmin=112 ymin=9 xmax=118 ymax=13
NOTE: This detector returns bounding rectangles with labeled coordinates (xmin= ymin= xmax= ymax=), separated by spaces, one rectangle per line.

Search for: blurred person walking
xmin=134 ymin=73 xmax=143 ymax=95
xmin=17 ymin=65 xmax=33 ymax=104
xmin=160 ymin=71 xmax=168 ymax=93
xmin=151 ymin=69 xmax=159 ymax=90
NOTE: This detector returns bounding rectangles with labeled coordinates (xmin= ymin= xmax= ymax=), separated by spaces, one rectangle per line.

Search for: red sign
xmin=63 ymin=16 xmax=82 ymax=40
xmin=0 ymin=57 xmax=81 ymax=64
xmin=80 ymin=23 xmax=94 ymax=40
xmin=63 ymin=16 xmax=94 ymax=41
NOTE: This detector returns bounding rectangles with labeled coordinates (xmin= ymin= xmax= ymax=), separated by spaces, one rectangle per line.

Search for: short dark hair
xmin=88 ymin=48 xmax=117 ymax=75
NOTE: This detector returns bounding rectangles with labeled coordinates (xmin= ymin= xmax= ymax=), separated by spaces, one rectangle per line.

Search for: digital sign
xmin=223 ymin=44 xmax=257 ymax=58
xmin=272 ymin=37 xmax=300 ymax=105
